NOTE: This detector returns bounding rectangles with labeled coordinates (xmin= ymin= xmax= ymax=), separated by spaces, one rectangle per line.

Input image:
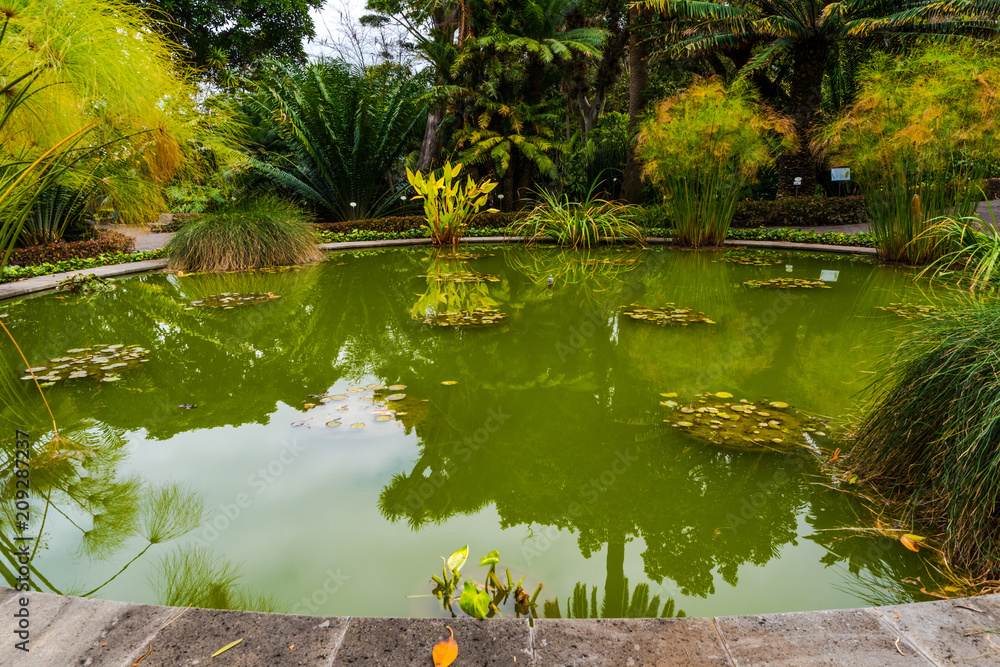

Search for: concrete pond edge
xmin=0 ymin=236 xmax=876 ymax=303
xmin=2 ymin=587 xmax=998 ymax=665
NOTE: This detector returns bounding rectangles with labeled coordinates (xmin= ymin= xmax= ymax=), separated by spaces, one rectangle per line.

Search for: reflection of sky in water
xmin=0 ymin=247 xmax=956 ymax=616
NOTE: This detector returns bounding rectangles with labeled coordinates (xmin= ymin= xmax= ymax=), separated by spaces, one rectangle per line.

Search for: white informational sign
xmin=819 ymin=270 xmax=840 ymax=282
xmin=831 ymin=167 xmax=851 ymax=182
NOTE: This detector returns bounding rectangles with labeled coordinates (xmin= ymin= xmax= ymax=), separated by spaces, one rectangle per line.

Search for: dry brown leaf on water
xmin=433 ymin=625 xmax=458 ymax=667
xmin=827 ymin=448 xmax=840 ymax=463
xmin=900 ymin=535 xmax=920 ymax=552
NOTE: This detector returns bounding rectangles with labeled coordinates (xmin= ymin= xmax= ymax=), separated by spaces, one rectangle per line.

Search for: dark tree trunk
xmin=622 ymin=7 xmax=649 ymax=204
xmin=602 ymin=536 xmax=626 ymax=617
xmin=775 ymin=41 xmax=828 ymax=198
xmin=416 ymin=103 xmax=447 ymax=172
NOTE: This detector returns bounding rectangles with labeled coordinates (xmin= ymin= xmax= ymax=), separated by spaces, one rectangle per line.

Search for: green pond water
xmin=0 ymin=246 xmax=961 ymax=618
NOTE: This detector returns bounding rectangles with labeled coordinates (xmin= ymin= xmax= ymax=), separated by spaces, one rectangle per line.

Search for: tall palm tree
xmin=642 ymin=0 xmax=1000 ymax=197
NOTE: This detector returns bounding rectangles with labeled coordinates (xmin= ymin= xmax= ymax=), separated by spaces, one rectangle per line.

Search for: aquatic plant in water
xmin=875 ymin=303 xmax=943 ymax=319
xmin=744 ymin=277 xmax=831 ymax=289
xmin=425 ymin=545 xmax=542 ymax=620
xmin=56 ymin=273 xmax=116 ymax=293
xmin=620 ymin=304 xmax=716 ymax=326
xmin=187 ymin=292 xmax=281 ymax=308
xmin=662 ymin=392 xmax=828 ymax=454
xmin=21 ymin=344 xmax=149 ymax=385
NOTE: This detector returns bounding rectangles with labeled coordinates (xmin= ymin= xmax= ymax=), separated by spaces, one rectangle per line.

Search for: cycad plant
xmin=816 ymin=48 xmax=1000 ymax=264
xmin=247 ymin=59 xmax=427 ymax=221
xmin=638 ymin=78 xmax=794 ymax=247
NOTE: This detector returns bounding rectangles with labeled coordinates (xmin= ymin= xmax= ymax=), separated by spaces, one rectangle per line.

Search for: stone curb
xmin=2 ymin=588 xmax=998 ymax=665
xmin=0 ymin=237 xmax=875 ymax=303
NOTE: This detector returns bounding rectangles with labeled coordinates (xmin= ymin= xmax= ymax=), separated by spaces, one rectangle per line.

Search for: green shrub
xmin=638 ymin=78 xmax=794 ymax=247
xmin=6 ymin=231 xmax=135 ymax=266
xmin=850 ymin=298 xmax=1000 ymax=578
xmin=167 ymin=196 xmax=320 ymax=272
xmin=510 ymin=186 xmax=642 ymax=249
xmin=1 ymin=249 xmax=166 ymax=283
xmin=731 ymin=196 xmax=867 ymax=228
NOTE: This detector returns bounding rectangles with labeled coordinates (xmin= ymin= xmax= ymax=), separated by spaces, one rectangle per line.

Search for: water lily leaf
xmin=660 ymin=392 xmax=678 ymax=398
xmin=347 ymin=388 xmax=365 ymax=393
xmin=326 ymin=421 xmax=342 ymax=427
xmin=367 ymin=383 xmax=386 ymax=390
xmin=744 ymin=277 xmax=831 ymax=289
xmin=441 ymin=381 xmax=458 ymax=385
xmin=714 ymin=392 xmax=733 ymax=398
xmin=374 ymin=415 xmax=393 ymax=422
xmin=386 ymin=394 xmax=406 ymax=401
xmin=769 ymin=401 xmax=789 ymax=409
xmin=388 ymin=384 xmax=407 ymax=390
xmin=621 ymin=303 xmax=715 ymax=326
xmin=350 ymin=423 xmax=365 ymax=429
xmin=459 ymin=581 xmax=492 ymax=619
xmin=447 ymin=545 xmax=469 ymax=573
xmin=328 ymin=394 xmax=348 ymax=401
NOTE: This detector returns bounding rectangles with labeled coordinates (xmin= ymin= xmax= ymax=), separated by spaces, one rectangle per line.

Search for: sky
xmin=305 ymin=0 xmax=386 ymax=61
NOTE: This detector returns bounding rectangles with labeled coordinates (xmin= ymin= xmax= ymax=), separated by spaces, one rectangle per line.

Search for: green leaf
xmin=447 ymin=545 xmax=469 ymax=573
xmin=459 ymin=581 xmax=492 ymax=619
xmin=479 ymin=550 xmax=500 ymax=567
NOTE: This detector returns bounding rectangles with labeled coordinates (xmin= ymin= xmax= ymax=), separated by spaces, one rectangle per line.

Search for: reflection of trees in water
xmin=544 ymin=579 xmax=685 ymax=619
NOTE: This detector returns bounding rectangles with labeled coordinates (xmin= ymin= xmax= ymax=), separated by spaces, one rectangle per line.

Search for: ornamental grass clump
xmin=510 ymin=183 xmax=642 ymax=249
xmin=167 ymin=196 xmax=320 ymax=272
xmin=815 ymin=47 xmax=1000 ymax=265
xmin=851 ymin=299 xmax=1000 ymax=578
xmin=638 ymin=78 xmax=794 ymax=247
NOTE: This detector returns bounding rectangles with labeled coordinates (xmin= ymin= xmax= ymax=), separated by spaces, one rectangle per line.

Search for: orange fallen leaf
xmin=433 ymin=625 xmax=458 ymax=667
xmin=827 ymin=448 xmax=840 ymax=463
xmin=133 ymin=644 xmax=152 ymax=666
xmin=920 ymin=587 xmax=951 ymax=599
xmin=288 ymin=644 xmax=295 ymax=650
xmin=900 ymin=535 xmax=920 ymax=552
xmin=102 ymin=643 xmax=107 ymax=647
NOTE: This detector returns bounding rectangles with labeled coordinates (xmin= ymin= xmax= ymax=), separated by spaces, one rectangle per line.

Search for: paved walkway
xmin=3 ymin=587 xmax=999 ymax=666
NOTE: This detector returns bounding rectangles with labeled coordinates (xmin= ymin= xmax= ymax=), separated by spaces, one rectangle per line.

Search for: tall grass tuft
xmin=510 ymin=183 xmax=642 ymax=249
xmin=167 ymin=196 xmax=320 ymax=272
xmin=851 ymin=298 xmax=1000 ymax=578
xmin=816 ymin=47 xmax=1000 ymax=265
xmin=918 ymin=205 xmax=1000 ymax=292
xmin=637 ymin=78 xmax=794 ymax=247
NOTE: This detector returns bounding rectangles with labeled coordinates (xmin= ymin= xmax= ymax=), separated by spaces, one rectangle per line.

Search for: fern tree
xmin=642 ymin=0 xmax=1000 ymax=197
xmin=247 ymin=59 xmax=427 ymax=221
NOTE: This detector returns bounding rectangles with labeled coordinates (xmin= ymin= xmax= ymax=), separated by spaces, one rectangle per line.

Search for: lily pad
xmin=420 ymin=271 xmax=500 ymax=284
xmin=374 ymin=415 xmax=393 ymax=422
xmin=350 ymin=423 xmax=365 ymax=429
xmin=188 ymin=292 xmax=280 ymax=308
xmin=326 ymin=420 xmax=342 ymax=427
xmin=388 ymin=384 xmax=407 ymax=390
xmin=743 ymin=278 xmax=831 ymax=289
xmin=663 ymin=391 xmax=830 ymax=454
xmin=441 ymin=381 xmax=458 ymax=386
xmin=418 ymin=308 xmax=508 ymax=328
xmin=20 ymin=345 xmax=148 ymax=384
xmin=620 ymin=303 xmax=716 ymax=326
xmin=716 ymin=250 xmax=784 ymax=266
xmin=386 ymin=393 xmax=406 ymax=401
xmin=328 ymin=394 xmax=348 ymax=401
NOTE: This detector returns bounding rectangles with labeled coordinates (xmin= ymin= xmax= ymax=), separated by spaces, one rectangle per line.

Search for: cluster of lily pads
xmin=744 ymin=277 xmax=831 ymax=289
xmin=292 ymin=380 xmax=457 ymax=430
xmin=420 ymin=271 xmax=501 ymax=284
xmin=620 ymin=304 xmax=716 ymax=326
xmin=186 ymin=292 xmax=280 ymax=309
xmin=420 ymin=308 xmax=508 ymax=328
xmin=876 ymin=303 xmax=943 ymax=319
xmin=21 ymin=344 xmax=149 ymax=385
xmin=716 ymin=250 xmax=784 ymax=266
xmin=661 ymin=391 xmax=828 ymax=454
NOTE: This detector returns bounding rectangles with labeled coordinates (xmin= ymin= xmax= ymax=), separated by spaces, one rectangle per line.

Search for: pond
xmin=0 ymin=245 xmax=959 ymax=619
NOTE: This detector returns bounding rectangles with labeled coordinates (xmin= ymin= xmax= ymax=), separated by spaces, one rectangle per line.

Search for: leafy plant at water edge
xmin=56 ymin=274 xmax=115 ymax=294
xmin=815 ymin=47 xmax=1000 ymax=264
xmin=406 ymin=163 xmax=498 ymax=245
xmin=509 ymin=184 xmax=642 ymax=249
xmin=427 ymin=545 xmax=542 ymax=619
xmin=917 ymin=207 xmax=1000 ymax=292
xmin=168 ymin=196 xmax=321 ymax=272
xmin=638 ymin=78 xmax=795 ymax=247
xmin=850 ymin=298 xmax=1000 ymax=579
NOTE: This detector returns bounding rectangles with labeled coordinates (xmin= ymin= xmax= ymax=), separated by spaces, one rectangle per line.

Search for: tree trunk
xmin=416 ymin=103 xmax=447 ymax=172
xmin=622 ymin=6 xmax=649 ymax=204
xmin=775 ymin=41 xmax=828 ymax=198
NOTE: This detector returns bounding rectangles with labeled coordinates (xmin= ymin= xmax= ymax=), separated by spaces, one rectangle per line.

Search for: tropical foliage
xmin=638 ymin=79 xmax=795 ymax=247
xmin=816 ymin=48 xmax=1000 ymax=264
xmin=406 ymin=162 xmax=498 ymax=244
xmin=246 ymin=59 xmax=427 ymax=222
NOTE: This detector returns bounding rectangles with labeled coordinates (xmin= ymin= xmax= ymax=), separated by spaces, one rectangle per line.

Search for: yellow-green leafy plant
xmin=406 ymin=162 xmax=498 ymax=245
xmin=815 ymin=47 xmax=1000 ymax=265
xmin=638 ymin=78 xmax=795 ymax=247
xmin=509 ymin=182 xmax=643 ymax=249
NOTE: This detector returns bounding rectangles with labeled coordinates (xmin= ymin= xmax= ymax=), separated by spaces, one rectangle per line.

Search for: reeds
xmin=851 ymin=298 xmax=1000 ymax=578
xmin=167 ymin=196 xmax=320 ymax=272
xmin=918 ymin=205 xmax=1000 ymax=291
xmin=509 ymin=184 xmax=642 ymax=249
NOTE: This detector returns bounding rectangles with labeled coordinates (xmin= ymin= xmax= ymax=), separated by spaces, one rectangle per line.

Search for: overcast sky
xmin=305 ymin=0 xmax=380 ymax=60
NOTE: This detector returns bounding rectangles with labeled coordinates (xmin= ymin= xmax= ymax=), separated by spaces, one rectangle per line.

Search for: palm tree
xmin=642 ymin=0 xmax=1000 ymax=197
